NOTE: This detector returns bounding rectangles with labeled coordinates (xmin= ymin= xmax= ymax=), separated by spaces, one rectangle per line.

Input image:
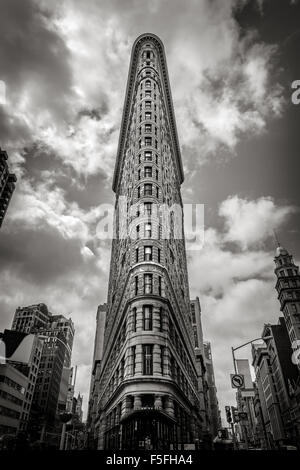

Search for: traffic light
xmin=225 ymin=405 xmax=232 ymax=423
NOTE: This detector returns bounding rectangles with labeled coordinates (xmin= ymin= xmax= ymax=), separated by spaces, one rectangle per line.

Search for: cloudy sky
xmin=0 ymin=0 xmax=299 ymax=422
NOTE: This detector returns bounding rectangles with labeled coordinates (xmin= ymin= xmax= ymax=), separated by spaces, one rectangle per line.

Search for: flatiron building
xmin=93 ymin=33 xmax=204 ymax=450
xmin=0 ymin=148 xmax=17 ymax=228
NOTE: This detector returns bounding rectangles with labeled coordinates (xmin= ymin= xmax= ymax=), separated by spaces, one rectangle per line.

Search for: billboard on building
xmin=0 ymin=329 xmax=35 ymax=364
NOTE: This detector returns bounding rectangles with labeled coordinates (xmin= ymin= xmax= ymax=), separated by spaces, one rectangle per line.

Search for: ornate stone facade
xmin=94 ymin=33 xmax=203 ymax=450
xmin=0 ymin=148 xmax=17 ymax=228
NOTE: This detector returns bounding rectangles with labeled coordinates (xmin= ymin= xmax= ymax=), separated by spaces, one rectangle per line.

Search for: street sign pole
xmin=231 ymin=422 xmax=238 ymax=450
xmin=242 ymin=423 xmax=249 ymax=451
xmin=232 ymin=347 xmax=237 ymax=374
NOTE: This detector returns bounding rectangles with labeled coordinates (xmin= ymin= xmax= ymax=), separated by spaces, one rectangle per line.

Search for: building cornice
xmin=112 ymin=33 xmax=184 ymax=193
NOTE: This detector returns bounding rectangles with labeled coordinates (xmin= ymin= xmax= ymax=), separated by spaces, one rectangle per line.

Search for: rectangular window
xmin=121 ymin=358 xmax=125 ymax=380
xmin=145 ymin=112 xmax=151 ymax=120
xmin=136 ymin=248 xmax=139 ymax=263
xmin=138 ymin=169 xmax=141 ymax=180
xmin=145 ymin=124 xmax=152 ymax=133
xmin=143 ymin=305 xmax=153 ymax=330
xmin=136 ymin=224 xmax=140 ymax=239
xmin=170 ymin=356 xmax=175 ymax=377
xmin=145 ymin=151 xmax=152 ymax=161
xmin=156 ymin=169 xmax=159 ymax=180
xmin=144 ymin=274 xmax=153 ymax=294
xmin=145 ymin=137 xmax=152 ymax=146
xmin=145 ymin=90 xmax=151 ymax=97
xmin=158 ymin=225 xmax=162 ymax=239
xmin=144 ymin=246 xmax=153 ymax=261
xmin=159 ymin=307 xmax=163 ymax=332
xmin=145 ymin=101 xmax=151 ymax=109
xmin=132 ymin=308 xmax=137 ymax=332
xmin=193 ymin=327 xmax=199 ymax=348
xmin=156 ymin=187 xmax=159 ymax=198
xmin=161 ymin=346 xmax=164 ymax=374
xmin=135 ymin=276 xmax=139 ymax=296
xmin=191 ymin=304 xmax=196 ymax=324
xmin=142 ymin=345 xmax=153 ymax=375
xmin=144 ymin=184 xmax=152 ymax=196
xmin=144 ymin=202 xmax=152 ymax=216
xmin=158 ymin=248 xmax=161 ymax=263
xmin=158 ymin=276 xmax=162 ymax=296
xmin=145 ymin=222 xmax=152 ymax=238
xmin=144 ymin=166 xmax=152 ymax=177
xmin=131 ymin=346 xmax=136 ymax=375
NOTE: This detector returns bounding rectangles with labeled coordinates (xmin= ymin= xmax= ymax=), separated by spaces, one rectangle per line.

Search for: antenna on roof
xmin=273 ymin=229 xmax=280 ymax=247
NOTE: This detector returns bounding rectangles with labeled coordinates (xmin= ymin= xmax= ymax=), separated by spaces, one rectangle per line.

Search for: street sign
xmin=230 ymin=373 xmax=244 ymax=389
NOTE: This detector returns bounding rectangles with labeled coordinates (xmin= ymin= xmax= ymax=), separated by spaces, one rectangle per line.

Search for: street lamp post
xmin=231 ymin=337 xmax=265 ymax=374
xmin=38 ymin=335 xmax=72 ymax=356
xmin=231 ymin=336 xmax=272 ymax=450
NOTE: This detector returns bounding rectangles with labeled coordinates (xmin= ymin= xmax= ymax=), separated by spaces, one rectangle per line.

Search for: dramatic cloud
xmin=187 ymin=195 xmax=297 ymax=416
xmin=1 ymin=0 xmax=285 ymax=178
xmin=220 ymin=196 xmax=297 ymax=250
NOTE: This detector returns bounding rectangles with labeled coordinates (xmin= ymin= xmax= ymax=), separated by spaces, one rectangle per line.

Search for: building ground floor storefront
xmin=103 ymin=408 xmax=203 ymax=450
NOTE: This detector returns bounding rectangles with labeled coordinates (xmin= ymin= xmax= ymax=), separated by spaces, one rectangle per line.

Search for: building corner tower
xmin=95 ymin=33 xmax=203 ymax=450
xmin=274 ymin=244 xmax=300 ymax=439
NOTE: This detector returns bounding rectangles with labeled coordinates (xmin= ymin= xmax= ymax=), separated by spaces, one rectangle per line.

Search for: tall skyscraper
xmin=12 ymin=303 xmax=51 ymax=334
xmin=11 ymin=304 xmax=74 ymax=434
xmin=94 ymin=33 xmax=203 ymax=450
xmin=0 ymin=147 xmax=17 ymax=228
xmin=87 ymin=304 xmax=107 ymax=447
